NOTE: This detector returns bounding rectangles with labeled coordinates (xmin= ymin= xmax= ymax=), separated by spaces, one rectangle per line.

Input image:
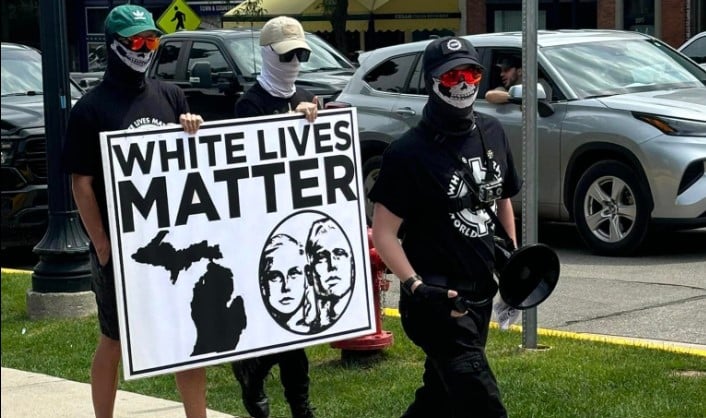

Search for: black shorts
xmin=89 ymin=252 xmax=120 ymax=340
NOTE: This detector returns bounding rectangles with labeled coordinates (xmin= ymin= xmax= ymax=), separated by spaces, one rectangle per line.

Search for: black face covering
xmin=422 ymin=72 xmax=478 ymax=137
xmin=103 ymin=33 xmax=152 ymax=91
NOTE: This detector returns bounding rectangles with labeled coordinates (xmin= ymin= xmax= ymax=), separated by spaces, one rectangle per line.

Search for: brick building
xmin=1 ymin=0 xmax=704 ymax=70
xmin=466 ymin=0 xmax=705 ymax=48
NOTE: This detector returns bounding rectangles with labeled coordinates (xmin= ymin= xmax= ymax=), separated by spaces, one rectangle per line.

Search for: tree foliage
xmin=232 ymin=0 xmax=267 ymax=22
xmin=320 ymin=0 xmax=349 ymax=54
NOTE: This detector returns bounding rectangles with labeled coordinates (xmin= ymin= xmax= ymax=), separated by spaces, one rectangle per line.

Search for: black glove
xmin=402 ymin=276 xmax=454 ymax=308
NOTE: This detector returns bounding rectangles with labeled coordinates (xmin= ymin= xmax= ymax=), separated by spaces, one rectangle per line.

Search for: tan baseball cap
xmin=259 ymin=16 xmax=311 ymax=54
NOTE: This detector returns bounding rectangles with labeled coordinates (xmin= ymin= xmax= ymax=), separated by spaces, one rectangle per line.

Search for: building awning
xmin=223 ymin=0 xmax=461 ymax=33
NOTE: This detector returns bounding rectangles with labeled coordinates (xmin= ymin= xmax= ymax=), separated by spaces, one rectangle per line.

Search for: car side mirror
xmin=508 ymin=83 xmax=548 ymax=101
xmin=507 ymin=83 xmax=555 ymax=117
xmin=190 ymin=62 xmax=212 ymax=88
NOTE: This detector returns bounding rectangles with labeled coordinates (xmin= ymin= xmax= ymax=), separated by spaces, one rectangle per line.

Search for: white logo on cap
xmin=132 ymin=10 xmax=146 ymax=21
xmin=446 ymin=39 xmax=462 ymax=51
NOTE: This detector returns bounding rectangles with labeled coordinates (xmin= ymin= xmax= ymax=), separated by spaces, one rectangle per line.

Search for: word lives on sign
xmin=100 ymin=109 xmax=374 ymax=380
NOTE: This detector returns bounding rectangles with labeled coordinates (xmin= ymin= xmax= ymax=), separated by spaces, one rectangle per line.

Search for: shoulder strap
xmin=428 ymin=117 xmax=515 ymax=248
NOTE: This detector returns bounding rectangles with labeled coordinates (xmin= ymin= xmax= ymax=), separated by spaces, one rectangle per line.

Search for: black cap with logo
xmin=423 ymin=36 xmax=483 ymax=78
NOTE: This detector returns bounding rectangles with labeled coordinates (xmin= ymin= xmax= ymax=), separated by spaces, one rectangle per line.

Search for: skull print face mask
xmin=109 ymin=38 xmax=154 ymax=73
xmin=431 ymin=67 xmax=482 ymax=110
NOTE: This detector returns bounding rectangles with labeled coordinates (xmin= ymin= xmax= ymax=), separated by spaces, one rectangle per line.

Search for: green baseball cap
xmin=105 ymin=4 xmax=162 ymax=37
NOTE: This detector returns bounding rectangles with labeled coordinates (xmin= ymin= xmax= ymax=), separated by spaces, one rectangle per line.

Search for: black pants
xmin=399 ymin=293 xmax=507 ymax=418
xmin=89 ymin=250 xmax=119 ymax=340
xmin=231 ymin=349 xmax=310 ymax=410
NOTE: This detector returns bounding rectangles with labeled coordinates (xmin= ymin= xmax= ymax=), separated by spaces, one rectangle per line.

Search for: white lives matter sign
xmin=100 ymin=108 xmax=375 ymax=380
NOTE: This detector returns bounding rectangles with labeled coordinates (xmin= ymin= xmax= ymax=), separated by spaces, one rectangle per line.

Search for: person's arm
xmin=294 ymin=96 xmax=319 ymax=123
xmin=496 ymin=198 xmax=517 ymax=248
xmin=485 ymin=87 xmax=510 ymax=104
xmin=72 ymin=174 xmax=110 ymax=265
xmin=372 ymin=203 xmax=460 ymax=311
xmin=371 ymin=203 xmax=416 ymax=286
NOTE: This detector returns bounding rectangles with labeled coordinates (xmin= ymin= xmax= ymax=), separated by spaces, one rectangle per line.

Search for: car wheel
xmin=573 ymin=161 xmax=651 ymax=256
xmin=362 ymin=155 xmax=382 ymax=225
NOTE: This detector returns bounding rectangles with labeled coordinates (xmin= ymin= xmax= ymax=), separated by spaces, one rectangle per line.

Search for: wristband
xmin=401 ymin=274 xmax=422 ymax=296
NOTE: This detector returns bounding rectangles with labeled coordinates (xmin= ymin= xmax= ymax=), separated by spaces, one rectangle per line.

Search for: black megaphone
xmin=494 ymin=239 xmax=560 ymax=310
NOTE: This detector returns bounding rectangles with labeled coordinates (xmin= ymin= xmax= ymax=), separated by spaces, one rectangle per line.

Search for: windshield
xmin=1 ymin=48 xmax=83 ymax=98
xmin=542 ymin=39 xmax=706 ymax=99
xmin=227 ymin=33 xmax=354 ymax=77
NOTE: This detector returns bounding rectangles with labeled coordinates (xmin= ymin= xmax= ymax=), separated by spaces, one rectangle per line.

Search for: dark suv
xmin=1 ymin=43 xmax=84 ymax=249
xmin=147 ymin=29 xmax=356 ymax=121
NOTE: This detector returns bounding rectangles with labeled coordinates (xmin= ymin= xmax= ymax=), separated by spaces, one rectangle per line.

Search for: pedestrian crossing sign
xmin=156 ymin=0 xmax=201 ymax=33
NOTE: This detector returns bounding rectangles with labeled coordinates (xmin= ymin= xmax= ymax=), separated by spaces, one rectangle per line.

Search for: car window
xmin=154 ymin=41 xmax=183 ymax=81
xmin=1 ymin=51 xmax=43 ymax=96
xmin=187 ymin=41 xmax=231 ymax=84
xmin=542 ymin=39 xmax=704 ymax=98
xmin=364 ymin=54 xmax=417 ymax=93
xmin=478 ymin=48 xmax=562 ymax=102
xmin=681 ymin=36 xmax=706 ymax=64
xmin=188 ymin=42 xmax=229 ymax=73
xmin=485 ymin=49 xmax=520 ymax=93
xmin=2 ymin=48 xmax=82 ymax=99
xmin=302 ymin=35 xmax=355 ymax=73
xmin=227 ymin=33 xmax=353 ymax=77
xmin=406 ymin=54 xmax=425 ymax=95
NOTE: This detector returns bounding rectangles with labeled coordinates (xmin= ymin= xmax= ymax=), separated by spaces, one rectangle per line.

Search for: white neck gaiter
xmin=257 ymin=46 xmax=299 ymax=98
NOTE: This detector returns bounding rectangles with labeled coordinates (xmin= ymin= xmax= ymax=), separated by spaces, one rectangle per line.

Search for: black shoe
xmin=243 ymin=393 xmax=269 ymax=418
xmin=232 ymin=360 xmax=270 ymax=418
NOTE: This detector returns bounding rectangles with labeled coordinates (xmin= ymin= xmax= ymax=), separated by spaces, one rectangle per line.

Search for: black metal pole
xmin=32 ymin=0 xmax=92 ymax=293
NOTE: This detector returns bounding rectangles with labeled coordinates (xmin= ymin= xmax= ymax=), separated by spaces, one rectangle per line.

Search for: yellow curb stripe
xmin=1 ymin=268 xmax=33 ymax=275
xmin=383 ymin=307 xmax=706 ymax=358
xmin=5 ymin=273 xmax=704 ymax=358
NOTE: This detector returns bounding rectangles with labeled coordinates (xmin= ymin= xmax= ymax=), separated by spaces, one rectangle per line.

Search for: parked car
xmin=70 ymin=71 xmax=104 ymax=91
xmin=678 ymin=31 xmax=706 ymax=69
xmin=332 ymin=30 xmax=706 ymax=255
xmin=147 ymin=29 xmax=356 ymax=121
xmin=1 ymin=42 xmax=85 ymax=249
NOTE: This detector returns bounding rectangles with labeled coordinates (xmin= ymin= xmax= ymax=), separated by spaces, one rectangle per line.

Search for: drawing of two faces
xmin=259 ymin=217 xmax=355 ymax=334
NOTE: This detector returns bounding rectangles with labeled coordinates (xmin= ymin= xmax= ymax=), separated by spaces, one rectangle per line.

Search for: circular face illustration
xmin=259 ymin=211 xmax=355 ymax=334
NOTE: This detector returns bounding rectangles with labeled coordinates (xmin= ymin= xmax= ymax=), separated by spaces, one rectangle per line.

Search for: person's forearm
xmin=72 ymin=175 xmax=109 ymax=259
xmin=372 ymin=229 xmax=415 ymax=281
xmin=496 ymin=198 xmax=517 ymax=247
xmin=485 ymin=90 xmax=509 ymax=104
xmin=371 ymin=203 xmax=416 ymax=282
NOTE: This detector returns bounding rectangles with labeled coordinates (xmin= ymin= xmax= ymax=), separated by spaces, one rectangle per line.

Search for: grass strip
xmin=3 ymin=270 xmax=705 ymax=417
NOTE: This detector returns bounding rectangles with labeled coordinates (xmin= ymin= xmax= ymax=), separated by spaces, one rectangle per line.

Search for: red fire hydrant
xmin=331 ymin=228 xmax=394 ymax=353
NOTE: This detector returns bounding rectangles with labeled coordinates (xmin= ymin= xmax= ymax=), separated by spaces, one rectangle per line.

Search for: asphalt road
xmin=380 ymin=224 xmax=706 ymax=347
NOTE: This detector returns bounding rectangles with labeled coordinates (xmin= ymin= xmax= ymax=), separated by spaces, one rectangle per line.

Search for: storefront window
xmin=624 ymin=0 xmax=654 ymax=35
xmin=86 ymin=7 xmax=109 ymax=35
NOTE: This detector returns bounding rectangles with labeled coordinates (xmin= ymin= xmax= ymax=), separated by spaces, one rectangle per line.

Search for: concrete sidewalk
xmin=0 ymin=368 xmax=237 ymax=418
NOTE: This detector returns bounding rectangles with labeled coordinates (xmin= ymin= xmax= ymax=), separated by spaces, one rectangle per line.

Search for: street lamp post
xmin=29 ymin=0 xmax=93 ymax=317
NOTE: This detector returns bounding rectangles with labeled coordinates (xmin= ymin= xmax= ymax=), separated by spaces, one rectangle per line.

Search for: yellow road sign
xmin=157 ymin=0 xmax=201 ymax=33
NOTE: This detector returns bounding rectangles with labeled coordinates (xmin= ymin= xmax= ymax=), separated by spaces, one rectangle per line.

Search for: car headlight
xmin=633 ymin=113 xmax=706 ymax=137
xmin=1 ymin=141 xmax=14 ymax=166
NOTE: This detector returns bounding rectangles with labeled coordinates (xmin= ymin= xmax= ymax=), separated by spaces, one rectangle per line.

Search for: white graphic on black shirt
xmin=447 ymin=156 xmax=501 ymax=238
xmin=128 ymin=117 xmax=166 ymax=131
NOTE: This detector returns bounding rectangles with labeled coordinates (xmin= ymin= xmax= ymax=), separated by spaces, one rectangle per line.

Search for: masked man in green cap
xmin=62 ymin=4 xmax=207 ymax=417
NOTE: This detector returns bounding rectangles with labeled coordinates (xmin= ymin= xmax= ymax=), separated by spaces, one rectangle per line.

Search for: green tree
xmin=232 ymin=0 xmax=267 ymax=28
xmin=320 ymin=0 xmax=349 ymax=54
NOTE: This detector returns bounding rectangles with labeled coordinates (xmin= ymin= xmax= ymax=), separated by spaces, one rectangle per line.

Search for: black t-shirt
xmin=62 ymin=78 xmax=189 ymax=236
xmin=234 ymin=81 xmax=314 ymax=118
xmin=369 ymin=113 xmax=522 ymax=297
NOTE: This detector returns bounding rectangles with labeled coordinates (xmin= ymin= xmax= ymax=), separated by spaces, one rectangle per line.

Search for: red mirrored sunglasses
xmin=121 ymin=35 xmax=160 ymax=52
xmin=438 ymin=68 xmax=483 ymax=88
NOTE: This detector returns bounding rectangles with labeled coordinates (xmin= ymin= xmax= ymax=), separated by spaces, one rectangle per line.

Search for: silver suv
xmin=333 ymin=30 xmax=706 ymax=255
